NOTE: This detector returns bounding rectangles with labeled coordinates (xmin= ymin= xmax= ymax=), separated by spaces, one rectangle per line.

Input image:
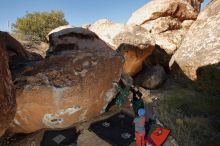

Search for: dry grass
xmin=155 ymin=84 xmax=220 ymax=146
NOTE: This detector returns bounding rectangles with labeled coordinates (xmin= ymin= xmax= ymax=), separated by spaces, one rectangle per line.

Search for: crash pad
xmin=146 ymin=127 xmax=170 ymax=146
xmin=41 ymin=127 xmax=78 ymax=146
xmin=89 ymin=111 xmax=135 ymax=146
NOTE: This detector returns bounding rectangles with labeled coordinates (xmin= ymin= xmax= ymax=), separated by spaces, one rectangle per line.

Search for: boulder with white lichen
xmin=10 ymin=27 xmax=123 ymax=133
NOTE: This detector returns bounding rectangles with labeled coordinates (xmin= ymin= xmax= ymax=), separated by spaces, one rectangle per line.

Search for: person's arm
xmin=117 ymin=84 xmax=124 ymax=94
xmin=133 ymin=118 xmax=137 ymax=125
xmin=113 ymin=81 xmax=124 ymax=93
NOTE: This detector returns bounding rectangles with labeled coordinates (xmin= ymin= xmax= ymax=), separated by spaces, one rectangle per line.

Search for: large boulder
xmin=127 ymin=0 xmax=199 ymax=55
xmin=88 ymin=19 xmax=155 ymax=76
xmin=0 ymin=38 xmax=16 ymax=136
xmin=10 ymin=27 xmax=123 ymax=133
xmin=170 ymin=0 xmax=220 ymax=80
xmin=135 ymin=65 xmax=167 ymax=89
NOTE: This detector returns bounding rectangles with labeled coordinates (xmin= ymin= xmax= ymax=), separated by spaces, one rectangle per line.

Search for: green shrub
xmin=12 ymin=10 xmax=68 ymax=42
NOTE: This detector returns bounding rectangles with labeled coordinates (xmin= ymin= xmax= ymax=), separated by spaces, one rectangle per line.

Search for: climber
xmin=133 ymin=108 xmax=146 ymax=146
xmin=112 ymin=80 xmax=130 ymax=106
xmin=129 ymin=85 xmax=145 ymax=117
xmin=111 ymin=73 xmax=133 ymax=106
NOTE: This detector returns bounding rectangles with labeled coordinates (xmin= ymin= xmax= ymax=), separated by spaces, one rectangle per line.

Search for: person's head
xmin=121 ymin=73 xmax=133 ymax=87
xmin=138 ymin=108 xmax=145 ymax=117
xmin=137 ymin=91 xmax=143 ymax=99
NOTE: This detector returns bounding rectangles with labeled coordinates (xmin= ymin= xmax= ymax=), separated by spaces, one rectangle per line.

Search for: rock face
xmin=135 ymin=65 xmax=167 ymax=89
xmin=0 ymin=38 xmax=16 ymax=136
xmin=20 ymin=41 xmax=49 ymax=58
xmin=151 ymin=0 xmax=204 ymax=12
xmin=88 ymin=19 xmax=155 ymax=76
xmin=170 ymin=0 xmax=220 ymax=80
xmin=10 ymin=27 xmax=123 ymax=133
xmin=128 ymin=0 xmax=198 ymax=25
xmin=0 ymin=32 xmax=42 ymax=73
xmin=47 ymin=25 xmax=74 ymax=41
xmin=0 ymin=32 xmax=41 ymax=62
xmin=185 ymin=0 xmax=204 ymax=11
xmin=127 ymin=0 xmax=198 ymax=55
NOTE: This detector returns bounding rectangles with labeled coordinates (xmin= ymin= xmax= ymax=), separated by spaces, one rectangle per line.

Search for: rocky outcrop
xmin=0 ymin=32 xmax=41 ymax=62
xmin=20 ymin=41 xmax=49 ymax=58
xmin=170 ymin=0 xmax=220 ymax=80
xmin=127 ymin=0 xmax=199 ymax=55
xmin=10 ymin=27 xmax=123 ymax=133
xmin=0 ymin=38 xmax=16 ymax=136
xmin=47 ymin=25 xmax=113 ymax=55
xmin=128 ymin=0 xmax=198 ymax=25
xmin=135 ymin=65 xmax=167 ymax=89
xmin=88 ymin=19 xmax=155 ymax=76
xmin=185 ymin=0 xmax=204 ymax=11
xmin=151 ymin=0 xmax=204 ymax=12
xmin=0 ymin=32 xmax=42 ymax=74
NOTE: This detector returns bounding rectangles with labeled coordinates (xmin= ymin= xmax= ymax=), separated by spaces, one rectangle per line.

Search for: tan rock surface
xmin=141 ymin=16 xmax=182 ymax=34
xmin=127 ymin=0 xmax=199 ymax=55
xmin=153 ymin=29 xmax=186 ymax=54
xmin=185 ymin=0 xmax=204 ymax=11
xmin=89 ymin=19 xmax=155 ymax=76
xmin=170 ymin=0 xmax=220 ymax=80
xmin=127 ymin=0 xmax=198 ymax=25
xmin=115 ymin=33 xmax=155 ymax=76
xmin=10 ymin=27 xmax=123 ymax=133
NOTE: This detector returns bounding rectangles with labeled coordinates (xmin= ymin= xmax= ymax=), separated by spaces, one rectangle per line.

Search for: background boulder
xmin=170 ymin=0 xmax=220 ymax=80
xmin=88 ymin=19 xmax=155 ymax=76
xmin=127 ymin=0 xmax=198 ymax=26
xmin=135 ymin=65 xmax=167 ymax=89
xmin=127 ymin=0 xmax=199 ymax=68
xmin=0 ymin=32 xmax=42 ymax=77
xmin=184 ymin=0 xmax=204 ymax=11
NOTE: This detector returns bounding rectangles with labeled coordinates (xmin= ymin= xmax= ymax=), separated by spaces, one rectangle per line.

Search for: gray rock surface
xmin=135 ymin=65 xmax=167 ymax=89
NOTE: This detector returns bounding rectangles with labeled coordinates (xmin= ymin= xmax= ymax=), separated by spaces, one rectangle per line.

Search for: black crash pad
xmin=41 ymin=127 xmax=77 ymax=146
xmin=89 ymin=111 xmax=135 ymax=146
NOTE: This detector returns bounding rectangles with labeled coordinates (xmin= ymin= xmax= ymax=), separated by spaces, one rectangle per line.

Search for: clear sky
xmin=0 ymin=0 xmax=209 ymax=32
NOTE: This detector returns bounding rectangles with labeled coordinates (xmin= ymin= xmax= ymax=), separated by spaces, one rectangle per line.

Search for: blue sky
xmin=0 ymin=0 xmax=209 ymax=32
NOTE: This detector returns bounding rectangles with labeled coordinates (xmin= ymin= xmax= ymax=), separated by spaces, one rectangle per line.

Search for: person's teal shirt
xmin=133 ymin=116 xmax=145 ymax=133
xmin=132 ymin=98 xmax=144 ymax=116
xmin=115 ymin=84 xmax=130 ymax=106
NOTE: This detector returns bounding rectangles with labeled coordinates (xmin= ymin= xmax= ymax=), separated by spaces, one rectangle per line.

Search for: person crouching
xmin=133 ymin=108 xmax=146 ymax=146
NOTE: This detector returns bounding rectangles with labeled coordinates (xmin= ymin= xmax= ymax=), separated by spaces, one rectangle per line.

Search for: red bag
xmin=145 ymin=128 xmax=170 ymax=146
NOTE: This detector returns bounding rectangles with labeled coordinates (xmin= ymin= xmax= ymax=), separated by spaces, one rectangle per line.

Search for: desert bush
xmin=12 ymin=10 xmax=68 ymax=42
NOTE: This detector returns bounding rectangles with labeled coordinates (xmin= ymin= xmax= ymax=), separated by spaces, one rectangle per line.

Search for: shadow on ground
xmin=155 ymin=62 xmax=220 ymax=146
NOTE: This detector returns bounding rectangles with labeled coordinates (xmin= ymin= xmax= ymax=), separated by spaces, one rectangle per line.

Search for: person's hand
xmin=112 ymin=81 xmax=118 ymax=87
